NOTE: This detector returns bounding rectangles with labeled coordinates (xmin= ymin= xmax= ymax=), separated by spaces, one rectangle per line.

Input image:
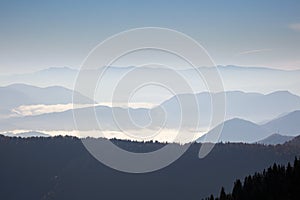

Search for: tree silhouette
xmin=232 ymin=180 xmax=242 ymax=200
xmin=205 ymin=157 xmax=300 ymax=200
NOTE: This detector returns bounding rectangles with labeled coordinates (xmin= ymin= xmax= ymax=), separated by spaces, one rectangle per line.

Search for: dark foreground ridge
xmin=205 ymin=157 xmax=300 ymax=200
xmin=1 ymin=135 xmax=300 ymax=200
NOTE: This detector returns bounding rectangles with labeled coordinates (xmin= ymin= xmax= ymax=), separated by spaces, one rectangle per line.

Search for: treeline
xmin=1 ymin=135 xmax=300 ymax=200
xmin=206 ymin=157 xmax=300 ymax=200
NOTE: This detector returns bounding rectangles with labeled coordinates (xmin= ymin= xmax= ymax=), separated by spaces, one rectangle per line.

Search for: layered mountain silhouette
xmin=262 ymin=110 xmax=300 ymax=136
xmin=1 ymin=65 xmax=300 ymax=95
xmin=0 ymin=83 xmax=94 ymax=109
xmin=0 ymin=84 xmax=95 ymax=119
xmin=1 ymin=89 xmax=299 ymax=143
xmin=0 ymin=67 xmax=77 ymax=89
xmin=160 ymin=90 xmax=300 ymax=124
xmin=198 ymin=118 xmax=269 ymax=143
xmin=257 ymin=133 xmax=294 ymax=145
xmin=198 ymin=110 xmax=300 ymax=143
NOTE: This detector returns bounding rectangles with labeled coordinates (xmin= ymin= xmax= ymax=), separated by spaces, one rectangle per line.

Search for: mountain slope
xmin=0 ymin=135 xmax=300 ymax=200
xmin=0 ymin=67 xmax=77 ymax=89
xmin=159 ymin=91 xmax=300 ymax=124
xmin=0 ymin=83 xmax=94 ymax=109
xmin=206 ymin=157 xmax=300 ymax=200
xmin=1 ymin=65 xmax=300 ymax=95
xmin=256 ymin=133 xmax=294 ymax=145
xmin=262 ymin=110 xmax=300 ymax=136
xmin=2 ymin=92 xmax=300 ymax=141
xmin=200 ymin=118 xmax=270 ymax=143
xmin=0 ymin=105 xmax=154 ymax=132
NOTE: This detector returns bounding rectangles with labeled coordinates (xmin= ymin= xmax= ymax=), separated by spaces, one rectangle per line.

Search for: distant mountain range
xmin=0 ymin=65 xmax=300 ymax=96
xmin=0 ymin=83 xmax=94 ymax=109
xmin=160 ymin=90 xmax=300 ymax=124
xmin=262 ymin=110 xmax=300 ymax=136
xmin=1 ymin=66 xmax=300 ymax=143
xmin=198 ymin=118 xmax=270 ymax=143
xmin=0 ymin=86 xmax=300 ymax=143
xmin=1 ymin=108 xmax=299 ymax=143
xmin=199 ymin=110 xmax=300 ymax=143
xmin=257 ymin=133 xmax=294 ymax=145
xmin=0 ymin=67 xmax=78 ymax=89
xmin=0 ymin=84 xmax=95 ymax=118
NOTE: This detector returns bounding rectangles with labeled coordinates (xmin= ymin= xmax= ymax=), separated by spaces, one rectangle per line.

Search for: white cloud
xmin=289 ymin=23 xmax=300 ymax=32
xmin=236 ymin=48 xmax=272 ymax=56
xmin=11 ymin=102 xmax=157 ymax=117
xmin=12 ymin=104 xmax=75 ymax=116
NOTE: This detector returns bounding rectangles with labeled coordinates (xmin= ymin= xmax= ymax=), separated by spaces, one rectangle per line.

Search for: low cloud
xmin=12 ymin=102 xmax=157 ymax=117
xmin=289 ymin=23 xmax=300 ymax=32
xmin=236 ymin=48 xmax=272 ymax=56
xmin=12 ymin=104 xmax=75 ymax=116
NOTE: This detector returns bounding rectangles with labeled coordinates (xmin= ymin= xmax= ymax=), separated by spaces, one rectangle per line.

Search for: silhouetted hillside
xmin=257 ymin=133 xmax=294 ymax=145
xmin=262 ymin=110 xmax=300 ymax=136
xmin=1 ymin=135 xmax=300 ymax=200
xmin=0 ymin=84 xmax=94 ymax=109
xmin=205 ymin=156 xmax=300 ymax=200
xmin=202 ymin=118 xmax=269 ymax=143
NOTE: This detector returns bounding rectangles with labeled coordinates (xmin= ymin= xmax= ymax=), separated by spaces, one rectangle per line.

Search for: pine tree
xmin=219 ymin=187 xmax=226 ymax=200
xmin=205 ymin=157 xmax=300 ymax=200
xmin=232 ymin=179 xmax=242 ymax=200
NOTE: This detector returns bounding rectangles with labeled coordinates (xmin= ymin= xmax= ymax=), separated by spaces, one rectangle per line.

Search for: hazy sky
xmin=0 ymin=0 xmax=300 ymax=74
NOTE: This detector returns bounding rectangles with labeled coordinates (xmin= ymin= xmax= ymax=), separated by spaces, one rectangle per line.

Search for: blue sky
xmin=0 ymin=0 xmax=300 ymax=74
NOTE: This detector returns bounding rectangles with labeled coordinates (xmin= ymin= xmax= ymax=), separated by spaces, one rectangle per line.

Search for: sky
xmin=0 ymin=0 xmax=300 ymax=74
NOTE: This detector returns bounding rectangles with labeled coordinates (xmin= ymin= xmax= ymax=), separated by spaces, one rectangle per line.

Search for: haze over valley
xmin=1 ymin=1 xmax=300 ymax=199
xmin=1 ymin=66 xmax=300 ymax=144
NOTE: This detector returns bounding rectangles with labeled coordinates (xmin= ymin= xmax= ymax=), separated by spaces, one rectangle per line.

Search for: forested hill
xmin=0 ymin=135 xmax=300 ymax=200
xmin=206 ymin=157 xmax=300 ymax=200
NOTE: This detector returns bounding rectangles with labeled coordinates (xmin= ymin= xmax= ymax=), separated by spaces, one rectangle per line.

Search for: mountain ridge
xmin=256 ymin=133 xmax=294 ymax=145
xmin=0 ymin=134 xmax=300 ymax=199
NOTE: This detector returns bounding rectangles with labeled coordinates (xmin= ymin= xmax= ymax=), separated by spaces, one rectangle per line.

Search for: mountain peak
xmin=226 ymin=117 xmax=256 ymax=124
